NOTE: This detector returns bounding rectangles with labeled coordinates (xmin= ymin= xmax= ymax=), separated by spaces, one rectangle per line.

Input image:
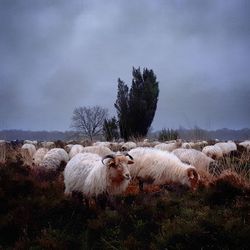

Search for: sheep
xmin=40 ymin=141 xmax=55 ymax=149
xmin=181 ymin=142 xmax=192 ymax=149
xmin=64 ymin=152 xmax=134 ymax=197
xmin=24 ymin=140 xmax=38 ymax=146
xmin=128 ymin=147 xmax=199 ymax=191
xmin=172 ymin=148 xmax=215 ymax=172
xmin=202 ymin=145 xmax=223 ymax=159
xmin=69 ymin=144 xmax=84 ymax=159
xmin=21 ymin=143 xmax=36 ymax=165
xmin=32 ymin=147 xmax=49 ymax=167
xmin=154 ymin=139 xmax=182 ymax=152
xmin=40 ymin=148 xmax=69 ymax=171
xmin=64 ymin=144 xmax=74 ymax=153
xmin=238 ymin=140 xmax=250 ymax=153
xmin=121 ymin=141 xmax=137 ymax=151
xmin=93 ymin=141 xmax=111 ymax=148
xmin=239 ymin=140 xmax=250 ymax=149
xmin=214 ymin=141 xmax=237 ymax=156
xmin=81 ymin=146 xmax=113 ymax=157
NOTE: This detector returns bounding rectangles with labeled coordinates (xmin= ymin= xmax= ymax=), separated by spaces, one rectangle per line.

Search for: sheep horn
xmin=101 ymin=154 xmax=115 ymax=165
xmin=124 ymin=152 xmax=134 ymax=160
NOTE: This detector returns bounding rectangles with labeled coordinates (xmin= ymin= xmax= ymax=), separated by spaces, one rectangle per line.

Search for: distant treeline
xmin=0 ymin=130 xmax=77 ymax=141
xmin=0 ymin=128 xmax=249 ymax=142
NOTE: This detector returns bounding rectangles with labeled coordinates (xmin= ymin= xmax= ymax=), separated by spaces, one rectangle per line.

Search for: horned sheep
xmin=128 ymin=147 xmax=199 ymax=191
xmin=64 ymin=152 xmax=134 ymax=197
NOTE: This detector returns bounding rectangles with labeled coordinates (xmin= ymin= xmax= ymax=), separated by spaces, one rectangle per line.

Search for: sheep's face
xmin=107 ymin=156 xmax=134 ymax=184
xmin=187 ymin=168 xmax=200 ymax=190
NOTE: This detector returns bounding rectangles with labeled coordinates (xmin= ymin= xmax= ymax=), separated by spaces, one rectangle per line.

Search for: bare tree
xmin=71 ymin=106 xmax=108 ymax=141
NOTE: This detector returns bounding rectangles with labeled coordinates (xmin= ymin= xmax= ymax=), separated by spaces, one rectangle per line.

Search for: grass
xmin=0 ymin=154 xmax=249 ymax=250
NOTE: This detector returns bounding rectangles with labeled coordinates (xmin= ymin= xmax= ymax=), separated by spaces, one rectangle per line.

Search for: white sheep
xmin=215 ymin=141 xmax=237 ymax=155
xmin=172 ymin=148 xmax=215 ymax=173
xmin=181 ymin=142 xmax=192 ymax=149
xmin=239 ymin=140 xmax=250 ymax=152
xmin=154 ymin=139 xmax=182 ymax=152
xmin=24 ymin=140 xmax=38 ymax=146
xmin=239 ymin=140 xmax=250 ymax=148
xmin=41 ymin=141 xmax=55 ymax=149
xmin=32 ymin=147 xmax=49 ymax=167
xmin=202 ymin=145 xmax=223 ymax=159
xmin=64 ymin=152 xmax=134 ymax=197
xmin=40 ymin=148 xmax=69 ymax=171
xmin=21 ymin=143 xmax=36 ymax=165
xmin=128 ymin=147 xmax=199 ymax=191
xmin=121 ymin=141 xmax=137 ymax=151
xmin=69 ymin=144 xmax=84 ymax=159
xmin=93 ymin=141 xmax=111 ymax=148
xmin=64 ymin=144 xmax=74 ymax=153
xmin=81 ymin=146 xmax=113 ymax=157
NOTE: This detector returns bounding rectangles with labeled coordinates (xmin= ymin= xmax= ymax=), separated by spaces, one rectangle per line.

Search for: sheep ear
xmin=127 ymin=160 xmax=134 ymax=164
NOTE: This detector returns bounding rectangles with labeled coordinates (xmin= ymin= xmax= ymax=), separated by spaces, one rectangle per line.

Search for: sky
xmin=0 ymin=0 xmax=249 ymax=131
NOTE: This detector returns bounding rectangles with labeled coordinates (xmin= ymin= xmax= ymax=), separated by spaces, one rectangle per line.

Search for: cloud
xmin=0 ymin=0 xmax=249 ymax=130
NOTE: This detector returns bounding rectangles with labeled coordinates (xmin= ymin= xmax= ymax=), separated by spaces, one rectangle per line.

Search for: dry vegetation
xmin=0 ymin=144 xmax=249 ymax=249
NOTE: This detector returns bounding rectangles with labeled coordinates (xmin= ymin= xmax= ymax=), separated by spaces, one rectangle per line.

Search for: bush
xmin=158 ymin=128 xmax=179 ymax=141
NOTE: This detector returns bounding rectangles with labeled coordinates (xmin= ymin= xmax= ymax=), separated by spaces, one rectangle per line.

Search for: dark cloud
xmin=0 ymin=0 xmax=249 ymax=131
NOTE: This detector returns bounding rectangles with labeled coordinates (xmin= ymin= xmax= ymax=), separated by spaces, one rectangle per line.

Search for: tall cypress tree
xmin=114 ymin=78 xmax=130 ymax=140
xmin=115 ymin=67 xmax=159 ymax=140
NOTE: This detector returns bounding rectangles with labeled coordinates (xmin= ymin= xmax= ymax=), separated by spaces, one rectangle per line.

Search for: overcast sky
xmin=0 ymin=0 xmax=249 ymax=131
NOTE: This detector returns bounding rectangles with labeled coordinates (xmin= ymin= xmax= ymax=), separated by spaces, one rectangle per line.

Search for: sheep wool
xmin=81 ymin=146 xmax=113 ymax=157
xmin=172 ymin=148 xmax=215 ymax=173
xmin=69 ymin=144 xmax=84 ymax=159
xmin=154 ymin=139 xmax=182 ymax=152
xmin=64 ymin=152 xmax=134 ymax=197
xmin=202 ymin=145 xmax=223 ymax=159
xmin=41 ymin=148 xmax=69 ymax=171
xmin=128 ymin=147 xmax=199 ymax=190
xmin=21 ymin=143 xmax=36 ymax=165
xmin=32 ymin=147 xmax=49 ymax=167
xmin=215 ymin=141 xmax=237 ymax=155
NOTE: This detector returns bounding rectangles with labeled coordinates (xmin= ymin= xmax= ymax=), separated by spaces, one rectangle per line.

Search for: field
xmin=0 ymin=144 xmax=250 ymax=249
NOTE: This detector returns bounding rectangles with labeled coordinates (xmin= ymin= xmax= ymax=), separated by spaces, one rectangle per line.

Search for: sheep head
xmin=187 ymin=168 xmax=200 ymax=190
xmin=102 ymin=154 xmax=134 ymax=183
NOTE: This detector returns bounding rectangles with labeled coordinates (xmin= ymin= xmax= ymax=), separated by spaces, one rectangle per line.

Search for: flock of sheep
xmin=0 ymin=138 xmax=249 ymax=200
